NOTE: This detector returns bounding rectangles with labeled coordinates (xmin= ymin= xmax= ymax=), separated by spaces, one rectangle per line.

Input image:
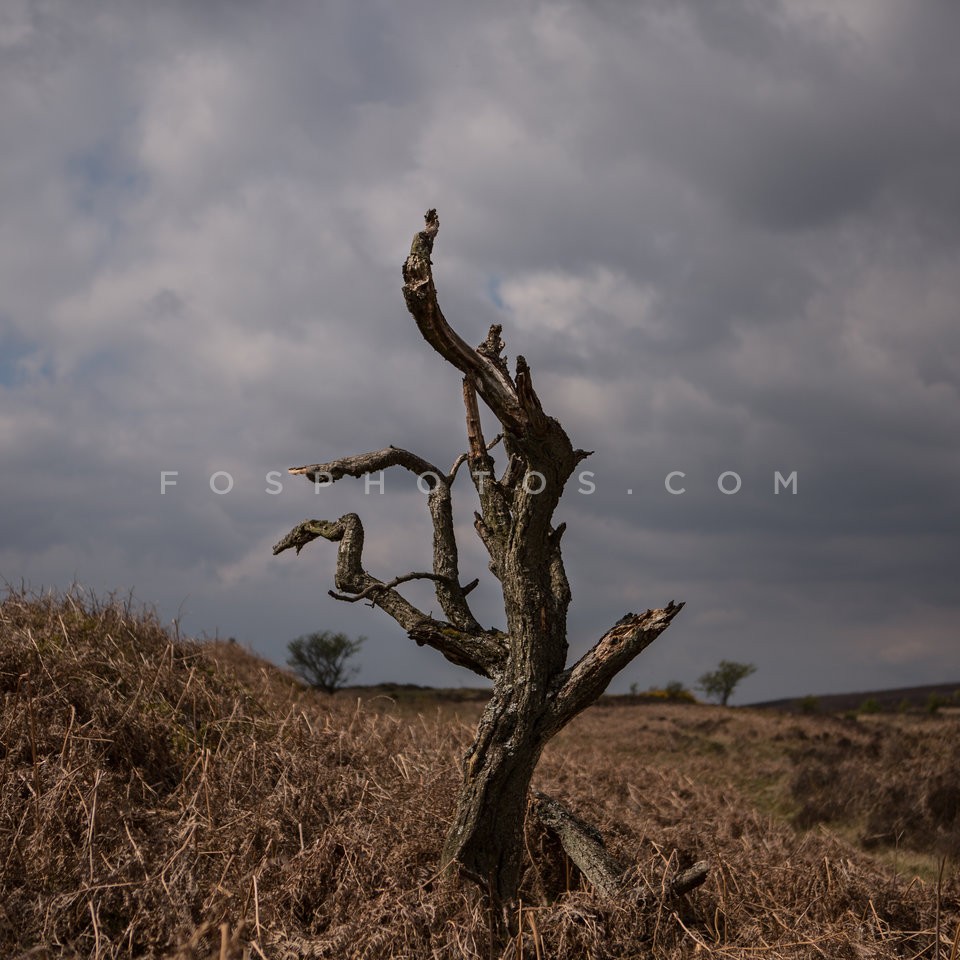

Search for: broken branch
xmin=531 ymin=792 xmax=627 ymax=900
xmin=543 ymin=603 xmax=685 ymax=736
xmin=289 ymin=446 xmax=440 ymax=485
xmin=531 ymin=792 xmax=709 ymax=903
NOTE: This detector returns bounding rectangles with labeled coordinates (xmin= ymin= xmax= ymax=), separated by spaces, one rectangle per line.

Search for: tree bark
xmin=274 ymin=209 xmax=693 ymax=919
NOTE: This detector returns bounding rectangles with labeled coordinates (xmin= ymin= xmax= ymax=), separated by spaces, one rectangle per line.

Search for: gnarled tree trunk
xmin=274 ymin=209 xmax=694 ymax=921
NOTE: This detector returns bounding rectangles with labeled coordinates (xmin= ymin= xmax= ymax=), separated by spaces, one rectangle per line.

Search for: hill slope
xmin=1 ymin=589 xmax=957 ymax=958
xmin=751 ymin=682 xmax=960 ymax=714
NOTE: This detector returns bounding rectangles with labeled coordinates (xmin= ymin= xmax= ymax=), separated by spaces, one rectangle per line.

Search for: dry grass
xmin=1 ymin=588 xmax=957 ymax=958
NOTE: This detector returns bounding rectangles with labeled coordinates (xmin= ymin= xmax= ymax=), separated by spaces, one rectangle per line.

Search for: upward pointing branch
xmin=402 ymin=210 xmax=524 ymax=432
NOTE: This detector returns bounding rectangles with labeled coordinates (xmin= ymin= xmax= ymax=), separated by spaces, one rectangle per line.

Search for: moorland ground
xmin=1 ymin=590 xmax=958 ymax=958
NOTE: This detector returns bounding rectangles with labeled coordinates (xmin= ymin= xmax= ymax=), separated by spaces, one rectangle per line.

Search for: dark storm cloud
xmin=2 ymin=0 xmax=958 ymax=699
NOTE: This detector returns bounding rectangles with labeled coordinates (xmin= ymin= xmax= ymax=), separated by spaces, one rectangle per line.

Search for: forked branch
xmin=273 ymin=514 xmax=506 ymax=678
xmin=287 ymin=446 xmax=481 ymax=632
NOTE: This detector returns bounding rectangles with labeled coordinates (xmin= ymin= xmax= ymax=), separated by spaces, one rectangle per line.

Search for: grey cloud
xmin=2 ymin=0 xmax=958 ymax=701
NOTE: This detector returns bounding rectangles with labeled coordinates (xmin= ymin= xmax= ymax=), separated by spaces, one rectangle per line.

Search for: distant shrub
xmin=859 ymin=698 xmax=881 ymax=714
xmin=797 ymin=695 xmax=819 ymax=714
xmin=664 ymin=680 xmax=696 ymax=702
xmin=926 ymin=693 xmax=947 ymax=715
xmin=627 ymin=682 xmax=696 ymax=703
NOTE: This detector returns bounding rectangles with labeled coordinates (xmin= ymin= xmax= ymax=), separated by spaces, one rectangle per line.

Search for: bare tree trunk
xmin=274 ymin=210 xmax=694 ymax=920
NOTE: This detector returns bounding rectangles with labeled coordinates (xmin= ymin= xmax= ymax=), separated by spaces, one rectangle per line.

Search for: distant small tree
xmin=697 ymin=660 xmax=756 ymax=706
xmin=858 ymin=697 xmax=881 ymax=715
xmin=287 ymin=631 xmax=364 ymax=694
xmin=797 ymin=694 xmax=819 ymax=715
xmin=926 ymin=693 xmax=947 ymax=716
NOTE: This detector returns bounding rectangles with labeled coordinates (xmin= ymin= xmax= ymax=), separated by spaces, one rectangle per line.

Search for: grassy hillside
xmin=751 ymin=684 xmax=960 ymax=715
xmin=1 ymin=589 xmax=957 ymax=958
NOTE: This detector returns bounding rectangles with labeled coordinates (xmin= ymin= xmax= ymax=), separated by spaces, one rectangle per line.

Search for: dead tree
xmin=274 ymin=209 xmax=700 ymax=917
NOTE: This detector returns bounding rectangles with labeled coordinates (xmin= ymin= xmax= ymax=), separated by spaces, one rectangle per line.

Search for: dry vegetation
xmin=1 ymin=589 xmax=958 ymax=959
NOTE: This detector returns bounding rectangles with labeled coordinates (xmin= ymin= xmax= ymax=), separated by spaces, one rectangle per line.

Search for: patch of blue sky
xmin=70 ymin=348 xmax=130 ymax=386
xmin=485 ymin=276 xmax=505 ymax=311
xmin=64 ymin=138 xmax=147 ymax=276
xmin=0 ymin=329 xmax=39 ymax=387
xmin=65 ymin=134 xmax=146 ymax=221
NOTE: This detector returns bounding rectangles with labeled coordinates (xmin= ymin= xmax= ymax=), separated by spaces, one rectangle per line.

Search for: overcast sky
xmin=2 ymin=0 xmax=958 ymax=702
